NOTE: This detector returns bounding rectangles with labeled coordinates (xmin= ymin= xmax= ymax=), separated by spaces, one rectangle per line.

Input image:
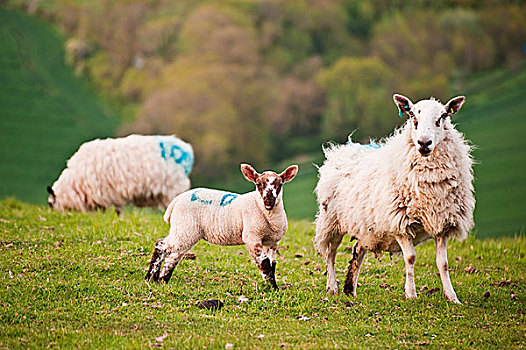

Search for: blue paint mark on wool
xmin=190 ymin=190 xmax=213 ymax=205
xmin=190 ymin=190 xmax=238 ymax=207
xmin=156 ymin=136 xmax=194 ymax=175
xmin=365 ymin=140 xmax=382 ymax=149
xmin=220 ymin=193 xmax=238 ymax=207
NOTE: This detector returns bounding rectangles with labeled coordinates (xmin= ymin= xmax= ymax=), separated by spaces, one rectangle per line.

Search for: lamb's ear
xmin=444 ymin=96 xmax=465 ymax=116
xmin=393 ymin=94 xmax=414 ymax=118
xmin=280 ymin=165 xmax=298 ymax=183
xmin=240 ymin=163 xmax=259 ymax=183
xmin=46 ymin=186 xmax=55 ymax=197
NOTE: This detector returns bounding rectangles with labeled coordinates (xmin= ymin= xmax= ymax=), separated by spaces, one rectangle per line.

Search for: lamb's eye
xmin=441 ymin=113 xmax=447 ymax=118
xmin=413 ymin=119 xmax=418 ymax=128
xmin=436 ymin=119 xmax=441 ymax=127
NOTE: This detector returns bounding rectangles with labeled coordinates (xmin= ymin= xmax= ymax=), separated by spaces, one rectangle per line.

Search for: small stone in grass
xmin=464 ymin=264 xmax=476 ymax=273
xmin=197 ymin=299 xmax=224 ymax=311
xmin=427 ymin=288 xmax=440 ymax=295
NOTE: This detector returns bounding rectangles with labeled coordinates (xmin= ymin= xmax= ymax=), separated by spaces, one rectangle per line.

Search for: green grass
xmin=1 ymin=199 xmax=524 ymax=348
xmin=0 ymin=9 xmax=118 ymax=204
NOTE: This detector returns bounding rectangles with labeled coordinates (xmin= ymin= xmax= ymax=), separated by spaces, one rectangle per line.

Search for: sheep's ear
xmin=393 ymin=94 xmax=414 ymax=118
xmin=46 ymin=186 xmax=55 ymax=197
xmin=280 ymin=165 xmax=298 ymax=183
xmin=240 ymin=163 xmax=259 ymax=183
xmin=444 ymin=96 xmax=465 ymax=116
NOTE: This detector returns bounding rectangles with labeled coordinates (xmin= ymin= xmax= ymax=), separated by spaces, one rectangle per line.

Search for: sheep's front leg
xmin=146 ymin=238 xmax=169 ymax=282
xmin=343 ymin=242 xmax=367 ymax=297
xmin=396 ymin=235 xmax=417 ymax=300
xmin=436 ymin=236 xmax=460 ymax=304
xmin=264 ymin=244 xmax=279 ymax=287
xmin=246 ymin=242 xmax=277 ymax=290
xmin=325 ymin=234 xmax=344 ymax=295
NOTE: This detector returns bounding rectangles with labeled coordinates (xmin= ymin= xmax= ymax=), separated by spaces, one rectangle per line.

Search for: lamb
xmin=145 ymin=163 xmax=298 ymax=289
xmin=47 ymin=134 xmax=193 ymax=213
xmin=314 ymin=94 xmax=475 ymax=304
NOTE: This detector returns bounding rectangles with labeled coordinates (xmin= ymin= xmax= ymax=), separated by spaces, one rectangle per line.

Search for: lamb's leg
xmin=246 ymin=242 xmax=277 ymax=290
xmin=436 ymin=236 xmax=461 ymax=304
xmin=396 ymin=235 xmax=417 ymax=300
xmin=325 ymin=234 xmax=344 ymax=295
xmin=343 ymin=242 xmax=367 ymax=297
xmin=264 ymin=244 xmax=279 ymax=288
xmin=158 ymin=234 xmax=201 ymax=284
xmin=145 ymin=238 xmax=169 ymax=282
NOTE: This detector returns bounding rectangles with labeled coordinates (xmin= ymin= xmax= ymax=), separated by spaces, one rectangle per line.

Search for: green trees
xmin=6 ymin=0 xmax=526 ymax=181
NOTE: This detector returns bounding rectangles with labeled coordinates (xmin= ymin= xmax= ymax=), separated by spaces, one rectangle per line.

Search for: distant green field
xmin=280 ymin=68 xmax=526 ymax=238
xmin=0 ymin=9 xmax=118 ymax=203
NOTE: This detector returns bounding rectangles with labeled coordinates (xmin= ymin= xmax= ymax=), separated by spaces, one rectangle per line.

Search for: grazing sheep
xmin=145 ymin=163 xmax=298 ymax=289
xmin=47 ymin=134 xmax=193 ymax=213
xmin=314 ymin=94 xmax=475 ymax=304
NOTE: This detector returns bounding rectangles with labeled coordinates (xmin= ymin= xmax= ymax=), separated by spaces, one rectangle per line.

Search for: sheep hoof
xmin=326 ymin=287 xmax=339 ymax=296
xmin=405 ymin=293 xmax=418 ymax=300
xmin=343 ymin=289 xmax=356 ymax=298
xmin=447 ymin=296 xmax=461 ymax=304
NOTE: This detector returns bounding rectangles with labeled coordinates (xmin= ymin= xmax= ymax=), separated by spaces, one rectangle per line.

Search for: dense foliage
xmin=6 ymin=0 xmax=526 ymax=181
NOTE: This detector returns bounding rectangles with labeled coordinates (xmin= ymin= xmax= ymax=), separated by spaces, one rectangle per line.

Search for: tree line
xmin=7 ymin=0 xmax=526 ymax=181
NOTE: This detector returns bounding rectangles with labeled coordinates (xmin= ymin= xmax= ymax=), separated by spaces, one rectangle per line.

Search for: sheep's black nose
xmin=418 ymin=139 xmax=432 ymax=147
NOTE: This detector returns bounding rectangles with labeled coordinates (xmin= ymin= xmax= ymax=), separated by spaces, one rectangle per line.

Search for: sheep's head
xmin=241 ymin=163 xmax=298 ymax=211
xmin=393 ymin=94 xmax=465 ymax=157
xmin=47 ymin=186 xmax=56 ymax=208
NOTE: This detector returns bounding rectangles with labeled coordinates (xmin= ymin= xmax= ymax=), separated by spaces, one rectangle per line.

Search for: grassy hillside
xmin=0 ymin=200 xmax=524 ymax=348
xmin=458 ymin=68 xmax=526 ymax=238
xmin=278 ymin=67 xmax=526 ymax=238
xmin=0 ymin=9 xmax=118 ymax=204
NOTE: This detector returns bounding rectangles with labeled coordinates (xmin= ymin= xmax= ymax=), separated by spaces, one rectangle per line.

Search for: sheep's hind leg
xmin=396 ymin=235 xmax=417 ymax=300
xmin=246 ymin=243 xmax=277 ymax=290
xmin=436 ymin=236 xmax=460 ymax=304
xmin=343 ymin=242 xmax=366 ymax=297
xmin=158 ymin=235 xmax=201 ymax=284
xmin=145 ymin=238 xmax=169 ymax=282
xmin=325 ymin=234 xmax=344 ymax=295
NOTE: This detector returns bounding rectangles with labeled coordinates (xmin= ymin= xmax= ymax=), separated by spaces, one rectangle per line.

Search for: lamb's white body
xmin=314 ymin=94 xmax=475 ymax=303
xmin=163 ymin=189 xmax=288 ymax=247
xmin=48 ymin=134 xmax=193 ymax=212
xmin=146 ymin=164 xmax=298 ymax=288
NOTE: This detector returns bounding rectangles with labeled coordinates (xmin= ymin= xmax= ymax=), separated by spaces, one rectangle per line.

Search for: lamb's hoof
xmin=405 ymin=293 xmax=418 ymax=300
xmin=326 ymin=287 xmax=339 ymax=296
xmin=446 ymin=295 xmax=461 ymax=304
xmin=343 ymin=288 xmax=356 ymax=298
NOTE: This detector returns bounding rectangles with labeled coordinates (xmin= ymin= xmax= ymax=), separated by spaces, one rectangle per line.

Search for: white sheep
xmin=47 ymin=134 xmax=193 ymax=213
xmin=145 ymin=163 xmax=298 ymax=289
xmin=314 ymin=94 xmax=475 ymax=303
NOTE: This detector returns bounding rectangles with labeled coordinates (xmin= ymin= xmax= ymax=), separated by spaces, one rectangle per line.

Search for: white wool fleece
xmin=314 ymin=120 xmax=475 ymax=258
xmin=49 ymin=134 xmax=193 ymax=212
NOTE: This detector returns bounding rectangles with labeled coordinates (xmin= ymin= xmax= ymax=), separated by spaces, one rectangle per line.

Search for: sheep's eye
xmin=441 ymin=113 xmax=448 ymax=118
xmin=413 ymin=119 xmax=418 ymax=128
xmin=435 ymin=119 xmax=441 ymax=127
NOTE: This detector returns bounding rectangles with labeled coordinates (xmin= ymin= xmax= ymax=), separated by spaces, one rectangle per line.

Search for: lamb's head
xmin=241 ymin=163 xmax=298 ymax=211
xmin=393 ymin=94 xmax=466 ymax=157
